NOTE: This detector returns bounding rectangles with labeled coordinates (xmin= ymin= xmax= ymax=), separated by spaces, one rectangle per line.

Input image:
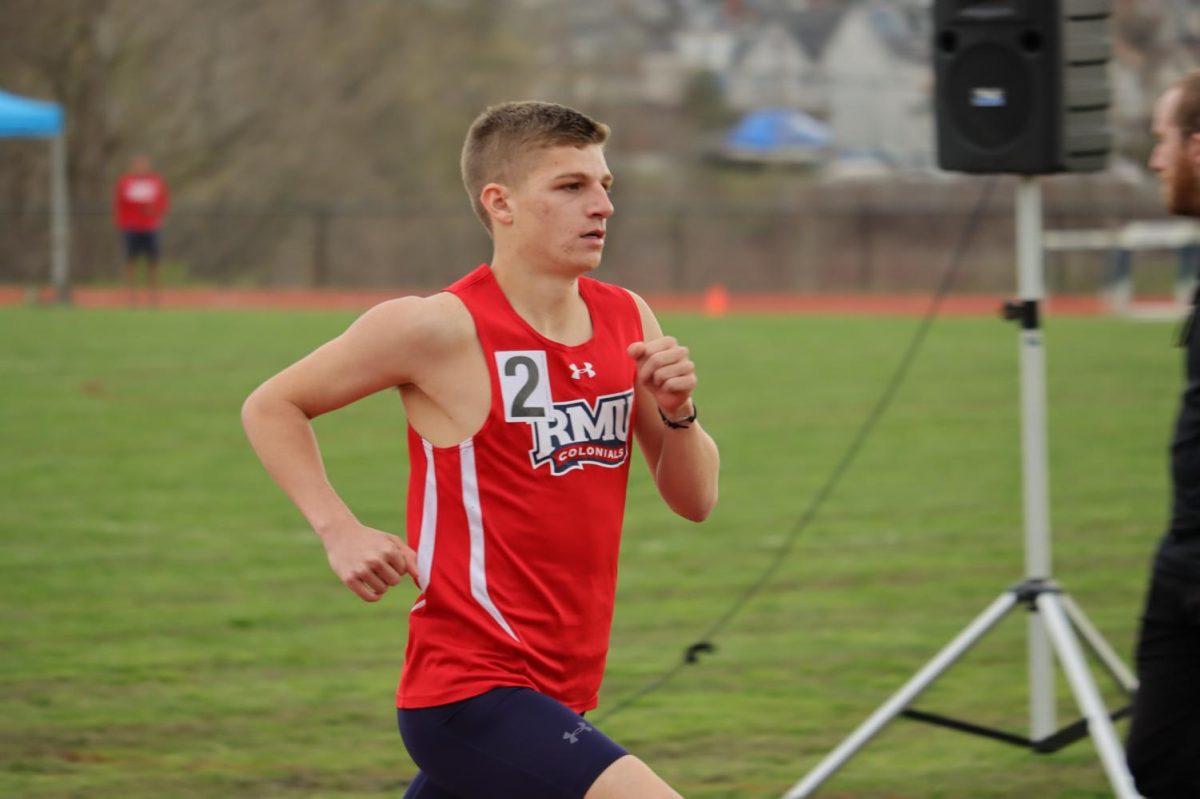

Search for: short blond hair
xmin=461 ymin=101 xmax=609 ymax=231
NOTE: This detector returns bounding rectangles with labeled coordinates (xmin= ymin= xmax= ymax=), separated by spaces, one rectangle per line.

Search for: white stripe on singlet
xmin=459 ymin=440 xmax=519 ymax=642
xmin=415 ymin=438 xmax=438 ymax=592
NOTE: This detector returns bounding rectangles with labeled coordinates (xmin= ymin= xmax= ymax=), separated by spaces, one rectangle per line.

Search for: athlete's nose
xmin=590 ymin=185 xmax=614 ymax=219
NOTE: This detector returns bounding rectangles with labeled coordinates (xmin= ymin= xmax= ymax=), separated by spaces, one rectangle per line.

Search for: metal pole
xmin=1016 ymin=177 xmax=1055 ymax=738
xmin=1038 ymin=594 xmax=1141 ymax=798
xmin=782 ymin=592 xmax=1018 ymax=798
xmin=50 ymin=133 xmax=71 ymax=303
xmin=1016 ymin=178 xmax=1051 ymax=579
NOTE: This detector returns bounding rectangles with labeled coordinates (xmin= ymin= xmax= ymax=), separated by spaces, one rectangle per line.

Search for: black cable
xmin=595 ymin=177 xmax=1000 ymax=725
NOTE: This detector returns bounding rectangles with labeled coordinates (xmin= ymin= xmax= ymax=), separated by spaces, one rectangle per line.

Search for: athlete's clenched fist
xmin=320 ymin=522 xmax=418 ymax=602
xmin=627 ymin=336 xmax=697 ymax=417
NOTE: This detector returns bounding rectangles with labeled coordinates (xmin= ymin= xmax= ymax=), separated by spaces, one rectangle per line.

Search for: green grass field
xmin=0 ymin=305 xmax=1181 ymax=798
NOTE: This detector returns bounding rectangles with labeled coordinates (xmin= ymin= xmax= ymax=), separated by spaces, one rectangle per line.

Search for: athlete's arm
xmin=627 ymin=291 xmax=719 ymax=522
xmin=241 ymin=294 xmax=460 ymax=602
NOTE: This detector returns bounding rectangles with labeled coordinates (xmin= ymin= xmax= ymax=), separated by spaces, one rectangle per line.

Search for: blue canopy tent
xmin=721 ymin=107 xmax=832 ymax=165
xmin=0 ymin=90 xmax=70 ymax=302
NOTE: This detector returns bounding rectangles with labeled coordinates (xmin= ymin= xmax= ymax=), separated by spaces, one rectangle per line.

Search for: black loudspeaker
xmin=934 ymin=0 xmax=1112 ymax=174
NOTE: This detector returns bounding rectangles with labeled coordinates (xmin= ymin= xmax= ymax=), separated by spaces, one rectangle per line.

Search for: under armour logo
xmin=563 ymin=721 xmax=593 ymax=744
xmin=570 ymin=362 xmax=596 ymax=379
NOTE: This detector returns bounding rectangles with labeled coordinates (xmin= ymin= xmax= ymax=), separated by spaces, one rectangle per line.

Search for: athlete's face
xmin=508 ymin=144 xmax=614 ymax=274
xmin=1150 ymin=88 xmax=1200 ymax=217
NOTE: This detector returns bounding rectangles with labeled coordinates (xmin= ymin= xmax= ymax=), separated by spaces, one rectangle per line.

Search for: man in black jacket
xmin=1126 ymin=69 xmax=1200 ymax=798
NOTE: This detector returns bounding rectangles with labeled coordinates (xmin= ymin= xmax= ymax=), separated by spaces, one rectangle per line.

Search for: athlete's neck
xmin=489 ymin=257 xmax=592 ymax=346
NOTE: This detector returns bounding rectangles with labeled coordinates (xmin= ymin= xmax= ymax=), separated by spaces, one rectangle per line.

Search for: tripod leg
xmin=1037 ymin=593 xmax=1141 ymax=799
xmin=1060 ymin=593 xmax=1137 ymax=693
xmin=782 ymin=591 xmax=1018 ymax=799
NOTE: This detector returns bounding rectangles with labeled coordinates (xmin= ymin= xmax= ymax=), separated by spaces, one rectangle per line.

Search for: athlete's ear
xmin=1187 ymin=132 xmax=1200 ymax=171
xmin=480 ymin=183 xmax=514 ymax=228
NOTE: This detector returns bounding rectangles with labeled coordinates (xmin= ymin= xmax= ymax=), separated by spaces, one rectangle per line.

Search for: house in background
xmin=724 ymin=20 xmax=818 ymax=110
xmin=641 ymin=1 xmax=739 ymax=105
xmin=640 ymin=0 xmax=843 ymax=111
xmin=821 ymin=0 xmax=933 ymax=167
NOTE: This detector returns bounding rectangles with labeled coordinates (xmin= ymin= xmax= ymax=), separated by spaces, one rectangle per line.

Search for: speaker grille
xmin=946 ymin=42 xmax=1033 ymax=151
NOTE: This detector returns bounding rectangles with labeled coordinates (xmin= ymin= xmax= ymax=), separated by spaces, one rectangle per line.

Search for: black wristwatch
xmin=658 ymin=401 xmax=697 ymax=429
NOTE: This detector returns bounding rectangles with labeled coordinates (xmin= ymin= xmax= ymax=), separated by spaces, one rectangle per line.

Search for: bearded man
xmin=1125 ymin=70 xmax=1200 ymax=798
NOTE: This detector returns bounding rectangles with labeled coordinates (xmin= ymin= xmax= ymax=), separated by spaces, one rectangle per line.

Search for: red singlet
xmin=396 ymin=264 xmax=643 ymax=713
xmin=113 ymin=172 xmax=169 ymax=232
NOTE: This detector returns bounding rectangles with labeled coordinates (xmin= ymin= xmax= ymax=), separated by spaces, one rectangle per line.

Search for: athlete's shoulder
xmin=617 ymin=287 xmax=660 ymax=338
xmin=352 ymin=292 xmax=475 ymax=355
xmin=619 ymin=286 xmax=649 ymax=313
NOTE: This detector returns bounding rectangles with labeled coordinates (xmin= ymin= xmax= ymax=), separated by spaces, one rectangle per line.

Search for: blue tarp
xmin=0 ymin=90 xmax=63 ymax=138
xmin=724 ymin=108 xmax=830 ymax=153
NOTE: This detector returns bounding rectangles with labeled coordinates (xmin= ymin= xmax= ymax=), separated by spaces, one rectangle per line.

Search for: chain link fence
xmin=1 ymin=178 xmax=1175 ymax=297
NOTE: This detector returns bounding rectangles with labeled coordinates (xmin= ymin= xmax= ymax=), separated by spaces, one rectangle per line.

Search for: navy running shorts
xmin=397 ymin=686 xmax=628 ymax=799
xmin=123 ymin=230 xmax=160 ymax=261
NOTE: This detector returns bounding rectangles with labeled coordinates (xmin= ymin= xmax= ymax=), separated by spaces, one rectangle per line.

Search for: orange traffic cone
xmin=703 ymin=283 xmax=729 ymax=317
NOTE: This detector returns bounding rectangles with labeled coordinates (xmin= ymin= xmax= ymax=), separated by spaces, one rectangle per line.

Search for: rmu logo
xmin=495 ymin=351 xmax=632 ymax=477
xmin=529 ymin=390 xmax=633 ymax=476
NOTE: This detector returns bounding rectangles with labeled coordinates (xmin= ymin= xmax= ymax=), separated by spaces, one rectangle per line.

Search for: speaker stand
xmin=782 ymin=179 xmax=1140 ymax=798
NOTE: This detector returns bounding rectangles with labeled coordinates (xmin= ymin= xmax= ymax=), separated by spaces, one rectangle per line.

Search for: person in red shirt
xmin=113 ymin=155 xmax=169 ymax=306
xmin=242 ymin=102 xmax=719 ymax=798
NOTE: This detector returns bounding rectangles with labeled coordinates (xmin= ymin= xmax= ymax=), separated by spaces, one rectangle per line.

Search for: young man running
xmin=242 ymin=101 xmax=719 ymax=798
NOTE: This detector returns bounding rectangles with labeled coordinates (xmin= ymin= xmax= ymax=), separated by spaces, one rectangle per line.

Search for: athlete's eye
xmin=562 ymin=183 xmax=581 ymax=191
